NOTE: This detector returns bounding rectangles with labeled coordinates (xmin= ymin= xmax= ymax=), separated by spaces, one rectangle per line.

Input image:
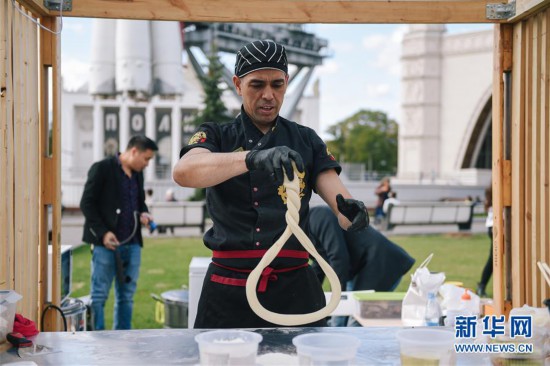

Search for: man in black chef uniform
xmin=173 ymin=39 xmax=368 ymax=328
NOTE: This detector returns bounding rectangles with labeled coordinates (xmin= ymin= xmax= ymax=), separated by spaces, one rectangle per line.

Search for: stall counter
xmin=0 ymin=326 xmax=491 ymax=365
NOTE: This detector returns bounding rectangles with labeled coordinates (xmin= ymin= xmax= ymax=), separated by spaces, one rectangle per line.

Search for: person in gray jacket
xmin=308 ymin=205 xmax=415 ymax=326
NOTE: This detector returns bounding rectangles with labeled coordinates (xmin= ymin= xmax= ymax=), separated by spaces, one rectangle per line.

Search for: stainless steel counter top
xmin=0 ymin=327 xmax=492 ymax=365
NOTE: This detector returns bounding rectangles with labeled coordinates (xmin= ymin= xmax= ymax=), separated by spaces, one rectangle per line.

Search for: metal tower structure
xmin=182 ymin=23 xmax=329 ymax=118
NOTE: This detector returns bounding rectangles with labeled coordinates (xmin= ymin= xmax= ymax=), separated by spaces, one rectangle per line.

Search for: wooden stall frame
xmin=1 ymin=0 xmax=548 ymax=329
xmin=20 ymin=0 xmax=505 ymax=23
xmin=0 ymin=0 xmax=62 ymax=330
xmin=38 ymin=16 xmax=62 ymax=331
xmin=492 ymin=23 xmax=514 ymax=316
xmin=511 ymin=19 xmax=527 ymax=309
xmin=0 ymin=0 xmax=15 ymax=291
xmin=509 ymin=8 xmax=550 ymax=308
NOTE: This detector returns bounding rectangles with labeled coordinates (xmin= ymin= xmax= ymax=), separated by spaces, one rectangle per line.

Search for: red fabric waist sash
xmin=212 ymin=249 xmax=309 ymax=259
xmin=210 ymin=249 xmax=310 ymax=292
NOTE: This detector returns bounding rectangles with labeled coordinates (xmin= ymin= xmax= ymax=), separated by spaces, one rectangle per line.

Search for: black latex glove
xmin=336 ymin=194 xmax=369 ymax=232
xmin=245 ymin=146 xmax=305 ymax=185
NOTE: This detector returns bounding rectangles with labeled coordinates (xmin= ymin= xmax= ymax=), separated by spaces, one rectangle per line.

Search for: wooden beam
xmin=524 ymin=18 xmax=534 ymax=304
xmin=530 ymin=13 xmax=542 ymax=305
xmin=541 ymin=8 xmax=550 ymax=301
xmin=492 ymin=23 xmax=514 ymax=316
xmin=38 ymin=15 xmax=62 ymax=331
xmin=511 ymin=21 xmax=526 ymax=308
xmin=509 ymin=0 xmax=550 ymax=22
xmin=15 ymin=0 xmax=48 ymax=16
xmin=65 ymin=0 xmax=501 ymax=23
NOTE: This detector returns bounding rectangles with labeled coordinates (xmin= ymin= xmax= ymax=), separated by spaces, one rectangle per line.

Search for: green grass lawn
xmin=71 ymin=233 xmax=492 ymax=329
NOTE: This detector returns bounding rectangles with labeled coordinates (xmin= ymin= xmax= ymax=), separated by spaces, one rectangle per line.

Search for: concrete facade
xmin=398 ymin=25 xmax=493 ymax=186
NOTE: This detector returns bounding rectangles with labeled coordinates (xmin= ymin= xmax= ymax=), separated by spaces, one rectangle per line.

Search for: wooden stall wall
xmin=0 ymin=0 xmax=61 ymax=327
xmin=510 ymin=6 xmax=550 ymax=309
xmin=0 ymin=0 xmax=15 ymax=292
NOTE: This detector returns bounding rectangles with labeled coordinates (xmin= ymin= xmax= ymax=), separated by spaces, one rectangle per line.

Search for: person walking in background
xmin=308 ymin=205 xmax=415 ymax=326
xmin=164 ymin=188 xmax=178 ymax=234
xmin=382 ymin=190 xmax=400 ymax=215
xmin=80 ymin=135 xmax=158 ymax=330
xmin=374 ymin=177 xmax=391 ymax=224
xmin=173 ymin=39 xmax=368 ymax=329
xmin=145 ymin=188 xmax=154 ymax=206
xmin=165 ymin=188 xmax=177 ymax=202
xmin=476 ymin=185 xmax=493 ymax=297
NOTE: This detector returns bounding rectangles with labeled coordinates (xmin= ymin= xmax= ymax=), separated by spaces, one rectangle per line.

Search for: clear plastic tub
xmin=195 ymin=329 xmax=262 ymax=365
xmin=396 ymin=328 xmax=455 ymax=365
xmin=0 ymin=290 xmax=22 ymax=344
xmin=292 ymin=333 xmax=361 ymax=365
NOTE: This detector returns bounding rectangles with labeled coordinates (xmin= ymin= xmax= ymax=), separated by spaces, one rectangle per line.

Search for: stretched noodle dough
xmin=245 ymin=166 xmax=342 ymax=326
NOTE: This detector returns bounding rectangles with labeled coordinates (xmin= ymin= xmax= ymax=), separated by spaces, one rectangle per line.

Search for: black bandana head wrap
xmin=234 ymin=39 xmax=288 ymax=78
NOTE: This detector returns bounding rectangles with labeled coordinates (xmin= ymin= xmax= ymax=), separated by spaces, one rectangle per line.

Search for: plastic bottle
xmin=460 ymin=288 xmax=481 ymax=317
xmin=149 ymin=220 xmax=157 ymax=233
xmin=424 ymin=292 xmax=442 ymax=326
xmin=460 ymin=288 xmax=473 ymax=315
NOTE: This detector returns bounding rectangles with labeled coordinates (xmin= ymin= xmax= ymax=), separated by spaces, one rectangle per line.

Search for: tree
xmin=190 ymin=50 xmax=233 ymax=127
xmin=188 ymin=49 xmax=234 ymax=201
xmin=326 ymin=110 xmax=398 ymax=173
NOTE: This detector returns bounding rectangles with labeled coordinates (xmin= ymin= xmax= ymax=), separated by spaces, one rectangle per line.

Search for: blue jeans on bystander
xmin=90 ymin=244 xmax=141 ymax=330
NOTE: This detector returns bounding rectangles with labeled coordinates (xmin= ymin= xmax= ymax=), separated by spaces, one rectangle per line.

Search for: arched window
xmin=461 ymin=97 xmax=492 ymax=169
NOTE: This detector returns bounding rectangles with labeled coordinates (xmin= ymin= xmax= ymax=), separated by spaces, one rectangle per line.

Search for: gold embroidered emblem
xmin=277 ymin=170 xmax=306 ymax=204
xmin=188 ymin=131 xmax=207 ymax=145
xmin=326 ymin=147 xmax=336 ymax=161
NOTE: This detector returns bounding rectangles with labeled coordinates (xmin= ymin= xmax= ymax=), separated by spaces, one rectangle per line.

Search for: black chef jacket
xmin=180 ymin=108 xmax=341 ymax=269
xmin=180 ymin=108 xmax=341 ymax=328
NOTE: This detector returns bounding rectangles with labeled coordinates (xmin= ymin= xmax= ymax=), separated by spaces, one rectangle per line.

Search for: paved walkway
xmin=61 ymin=214 xmax=487 ymax=247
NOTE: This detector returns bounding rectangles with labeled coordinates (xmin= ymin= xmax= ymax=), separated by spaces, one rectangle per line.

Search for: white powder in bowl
xmin=213 ymin=337 xmax=247 ymax=344
xmin=257 ymin=353 xmax=299 ymax=365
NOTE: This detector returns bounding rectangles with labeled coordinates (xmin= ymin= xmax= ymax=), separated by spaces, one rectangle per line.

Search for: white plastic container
xmin=396 ymin=328 xmax=455 ymax=365
xmin=188 ymin=257 xmax=211 ymax=328
xmin=292 ymin=333 xmax=361 ymax=365
xmin=195 ymin=330 xmax=262 ymax=365
xmin=0 ymin=290 xmax=22 ymax=343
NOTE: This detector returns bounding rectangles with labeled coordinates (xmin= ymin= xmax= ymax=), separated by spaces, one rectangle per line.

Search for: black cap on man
xmin=234 ymin=39 xmax=288 ymax=78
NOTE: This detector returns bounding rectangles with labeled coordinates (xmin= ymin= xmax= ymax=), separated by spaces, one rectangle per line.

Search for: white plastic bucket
xmin=292 ymin=333 xmax=361 ymax=365
xmin=195 ymin=329 xmax=262 ymax=365
xmin=396 ymin=328 xmax=455 ymax=365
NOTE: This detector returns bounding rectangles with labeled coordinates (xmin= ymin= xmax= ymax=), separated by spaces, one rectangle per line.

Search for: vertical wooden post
xmin=511 ymin=21 xmax=527 ymax=308
xmin=540 ymin=10 xmax=550 ymax=302
xmin=492 ymin=23 xmax=514 ymax=316
xmin=39 ymin=15 xmax=62 ymax=331
xmin=0 ymin=0 xmax=15 ymax=291
xmin=529 ymin=14 xmax=542 ymax=306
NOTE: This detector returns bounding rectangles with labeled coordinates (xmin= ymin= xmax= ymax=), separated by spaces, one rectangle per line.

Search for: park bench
xmin=385 ymin=201 xmax=475 ymax=231
xmin=148 ymin=201 xmax=207 ymax=234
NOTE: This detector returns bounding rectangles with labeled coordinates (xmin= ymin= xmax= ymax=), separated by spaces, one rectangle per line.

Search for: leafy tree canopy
xmin=190 ymin=50 xmax=233 ymax=126
xmin=326 ymin=109 xmax=398 ymax=173
xmin=188 ymin=50 xmax=234 ymax=201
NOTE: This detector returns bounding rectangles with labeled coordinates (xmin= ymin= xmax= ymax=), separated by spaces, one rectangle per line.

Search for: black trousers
xmin=479 ymin=227 xmax=494 ymax=287
xmin=194 ymin=263 xmax=327 ymax=328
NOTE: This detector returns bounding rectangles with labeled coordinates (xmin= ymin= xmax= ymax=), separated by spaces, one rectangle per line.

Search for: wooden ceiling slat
xmin=19 ymin=0 xmax=503 ymax=23
xmin=14 ymin=0 xmax=47 ymax=16
xmin=510 ymin=0 xmax=550 ymax=22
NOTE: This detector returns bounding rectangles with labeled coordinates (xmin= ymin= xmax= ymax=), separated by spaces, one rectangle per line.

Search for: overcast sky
xmin=61 ymin=19 xmax=491 ymax=136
